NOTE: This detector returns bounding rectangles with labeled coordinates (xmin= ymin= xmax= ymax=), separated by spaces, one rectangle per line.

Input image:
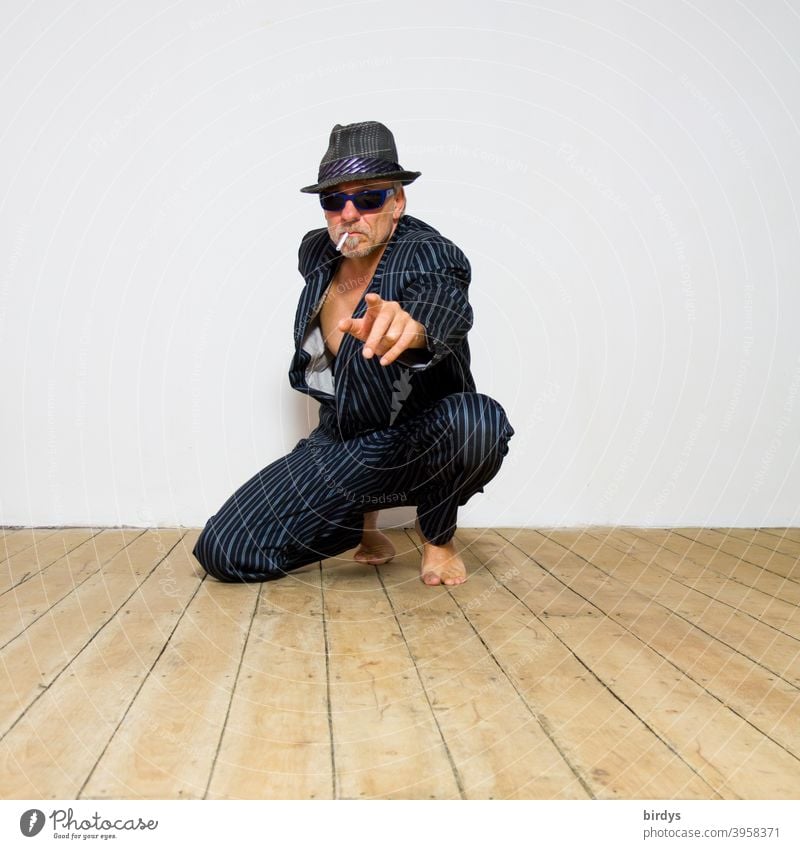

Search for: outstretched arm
xmin=399 ymin=264 xmax=473 ymax=368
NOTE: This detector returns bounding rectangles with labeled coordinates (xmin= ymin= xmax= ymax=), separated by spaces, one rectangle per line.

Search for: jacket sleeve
xmin=396 ymin=244 xmax=473 ymax=370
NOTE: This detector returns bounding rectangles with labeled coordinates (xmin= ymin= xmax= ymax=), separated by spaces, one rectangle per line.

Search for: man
xmin=193 ymin=121 xmax=513 ymax=586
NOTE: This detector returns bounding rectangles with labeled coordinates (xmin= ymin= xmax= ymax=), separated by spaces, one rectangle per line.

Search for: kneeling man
xmin=193 ymin=121 xmax=514 ymax=586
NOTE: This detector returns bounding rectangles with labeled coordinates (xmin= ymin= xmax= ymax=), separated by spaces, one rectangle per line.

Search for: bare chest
xmin=319 ymin=268 xmax=371 ymax=357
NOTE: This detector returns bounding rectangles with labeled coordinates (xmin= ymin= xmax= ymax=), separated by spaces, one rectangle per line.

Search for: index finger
xmin=363 ymin=308 xmax=395 ymax=358
xmin=363 ymin=292 xmax=384 ymax=314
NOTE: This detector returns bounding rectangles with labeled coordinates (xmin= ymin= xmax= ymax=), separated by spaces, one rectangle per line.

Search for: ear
xmin=391 ymin=186 xmax=406 ymax=222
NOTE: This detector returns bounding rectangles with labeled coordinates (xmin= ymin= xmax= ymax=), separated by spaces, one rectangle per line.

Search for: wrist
xmin=409 ymin=320 xmax=427 ymax=349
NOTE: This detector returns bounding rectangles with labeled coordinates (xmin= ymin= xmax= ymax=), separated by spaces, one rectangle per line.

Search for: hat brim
xmin=300 ymin=169 xmax=421 ymax=194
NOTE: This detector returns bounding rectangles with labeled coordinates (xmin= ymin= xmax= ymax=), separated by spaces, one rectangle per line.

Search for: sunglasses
xmin=319 ymin=187 xmax=395 ymax=212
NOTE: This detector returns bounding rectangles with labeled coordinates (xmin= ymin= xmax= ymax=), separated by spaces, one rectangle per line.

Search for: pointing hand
xmin=338 ymin=293 xmax=427 ymax=366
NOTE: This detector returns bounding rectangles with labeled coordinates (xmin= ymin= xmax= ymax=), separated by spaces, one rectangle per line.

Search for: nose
xmin=340 ymin=199 xmax=362 ymax=221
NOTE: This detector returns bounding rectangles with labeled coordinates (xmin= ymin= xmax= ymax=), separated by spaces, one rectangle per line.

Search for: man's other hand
xmin=338 ymin=293 xmax=427 ymax=366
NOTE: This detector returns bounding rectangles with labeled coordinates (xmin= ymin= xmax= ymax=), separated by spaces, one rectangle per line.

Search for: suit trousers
xmin=193 ymin=392 xmax=514 ymax=582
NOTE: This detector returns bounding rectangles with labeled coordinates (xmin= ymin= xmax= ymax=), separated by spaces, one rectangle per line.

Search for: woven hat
xmin=300 ymin=121 xmax=421 ymax=194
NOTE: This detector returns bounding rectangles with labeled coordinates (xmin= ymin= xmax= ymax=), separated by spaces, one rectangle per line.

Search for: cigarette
xmin=335 ymin=232 xmax=349 ymax=252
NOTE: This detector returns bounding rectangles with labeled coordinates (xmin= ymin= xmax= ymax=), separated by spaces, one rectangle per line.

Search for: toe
xmin=422 ymin=572 xmax=441 ymax=586
xmin=443 ymin=572 xmax=466 ymax=585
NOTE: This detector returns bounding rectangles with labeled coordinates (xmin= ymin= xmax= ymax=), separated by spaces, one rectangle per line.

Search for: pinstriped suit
xmin=193 ymin=214 xmax=514 ymax=582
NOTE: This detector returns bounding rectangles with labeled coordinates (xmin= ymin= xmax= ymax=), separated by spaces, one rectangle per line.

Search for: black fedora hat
xmin=300 ymin=120 xmax=421 ymax=194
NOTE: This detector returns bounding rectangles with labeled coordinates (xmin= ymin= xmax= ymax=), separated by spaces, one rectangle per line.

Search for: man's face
xmin=322 ymin=179 xmax=405 ymax=259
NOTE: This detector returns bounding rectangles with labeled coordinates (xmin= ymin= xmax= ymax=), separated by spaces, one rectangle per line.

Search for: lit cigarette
xmin=336 ymin=232 xmax=349 ymax=252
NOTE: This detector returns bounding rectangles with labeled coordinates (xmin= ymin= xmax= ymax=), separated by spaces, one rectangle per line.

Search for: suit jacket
xmin=289 ymin=214 xmax=477 ymax=439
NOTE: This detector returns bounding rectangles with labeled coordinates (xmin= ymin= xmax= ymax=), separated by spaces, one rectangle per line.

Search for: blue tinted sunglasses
xmin=320 ymin=187 xmax=395 ymax=212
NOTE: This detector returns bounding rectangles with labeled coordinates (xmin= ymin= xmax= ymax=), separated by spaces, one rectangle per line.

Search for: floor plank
xmin=376 ymin=530 xmax=587 ymax=799
xmin=0 ymin=528 xmax=60 ymax=564
xmin=720 ymin=528 xmax=800 ymax=559
xmin=0 ymin=529 xmax=185 ymax=739
xmin=322 ymin=547 xmax=461 ymax=799
xmin=81 ymin=555 xmax=257 ymax=798
xmin=0 ymin=529 xmax=144 ymax=648
xmin=499 ymin=530 xmax=800 ymax=790
xmin=0 ymin=533 xmax=201 ymax=798
xmin=685 ymin=528 xmax=800 ymax=546
xmin=457 ymin=529 xmax=715 ymax=799
xmin=488 ymin=530 xmax=800 ymax=798
xmin=755 ymin=528 xmax=800 ymax=544
xmin=620 ymin=529 xmax=800 ymax=638
xmin=2 ymin=526 xmax=798 ymax=800
xmin=206 ymin=564 xmax=332 ymax=800
xmin=667 ymin=529 xmax=799 ymax=580
xmin=0 ymin=528 xmax=101 ymax=594
xmin=574 ymin=528 xmax=800 ymax=687
xmin=621 ymin=528 xmax=800 ymax=606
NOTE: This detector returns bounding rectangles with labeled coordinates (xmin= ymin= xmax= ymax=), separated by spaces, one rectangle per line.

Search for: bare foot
xmin=415 ymin=519 xmax=467 ymax=587
xmin=354 ymin=528 xmax=396 ymax=565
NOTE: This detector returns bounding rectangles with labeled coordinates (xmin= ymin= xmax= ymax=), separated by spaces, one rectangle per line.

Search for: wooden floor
xmin=0 ymin=526 xmax=798 ymax=800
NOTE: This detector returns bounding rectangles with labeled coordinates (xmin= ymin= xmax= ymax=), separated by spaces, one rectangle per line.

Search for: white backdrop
xmin=1 ymin=0 xmax=798 ymax=529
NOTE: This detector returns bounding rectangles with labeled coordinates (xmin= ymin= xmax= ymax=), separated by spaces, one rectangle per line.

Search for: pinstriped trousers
xmin=193 ymin=392 xmax=514 ymax=582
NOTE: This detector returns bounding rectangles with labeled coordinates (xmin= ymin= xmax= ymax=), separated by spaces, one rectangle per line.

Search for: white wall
xmin=1 ymin=0 xmax=798 ymax=528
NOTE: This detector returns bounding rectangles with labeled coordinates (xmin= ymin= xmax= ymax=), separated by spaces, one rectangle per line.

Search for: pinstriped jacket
xmin=289 ymin=214 xmax=477 ymax=439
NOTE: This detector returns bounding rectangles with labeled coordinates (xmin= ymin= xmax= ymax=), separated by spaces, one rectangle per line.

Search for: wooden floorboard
xmin=0 ymin=528 xmax=102 ymax=595
xmin=0 ymin=530 xmax=185 ymax=742
xmin=1 ymin=528 xmax=60 ymax=565
xmin=322 ymin=541 xmax=461 ymax=799
xmin=494 ymin=528 xmax=800 ymax=798
xmin=573 ymin=529 xmax=800 ymax=686
xmin=465 ymin=530 xmax=721 ymax=799
xmin=686 ymin=528 xmax=800 ymax=548
xmin=760 ymin=529 xmax=800 ymax=545
xmin=206 ymin=565 xmax=332 ymax=800
xmin=519 ymin=530 xmax=800 ymax=759
xmin=82 ymin=536 xmax=255 ymax=799
xmin=619 ymin=530 xmax=800 ymax=637
xmin=670 ymin=528 xmax=800 ymax=581
xmin=712 ymin=528 xmax=800 ymax=559
xmin=382 ymin=530 xmax=588 ymax=799
xmin=0 ymin=532 xmax=198 ymax=798
xmin=0 ymin=529 xmax=145 ymax=648
xmin=1 ymin=526 xmax=798 ymax=800
xmin=622 ymin=529 xmax=800 ymax=607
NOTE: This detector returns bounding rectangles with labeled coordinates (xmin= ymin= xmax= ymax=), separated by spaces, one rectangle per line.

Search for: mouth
xmin=335 ymin=231 xmax=364 ymax=252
